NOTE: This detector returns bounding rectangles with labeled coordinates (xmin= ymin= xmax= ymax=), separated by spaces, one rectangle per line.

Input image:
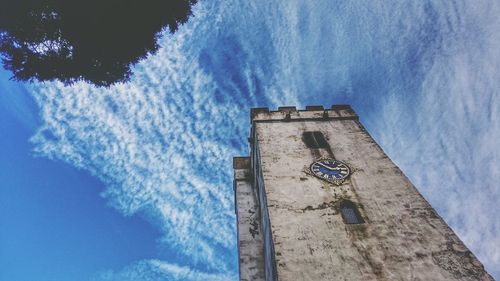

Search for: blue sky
xmin=1 ymin=1 xmax=499 ymax=280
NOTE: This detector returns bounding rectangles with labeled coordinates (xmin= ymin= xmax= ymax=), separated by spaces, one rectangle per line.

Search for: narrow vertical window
xmin=313 ymin=131 xmax=328 ymax=148
xmin=302 ymin=131 xmax=328 ymax=148
xmin=340 ymin=200 xmax=364 ymax=224
xmin=303 ymin=131 xmax=316 ymax=147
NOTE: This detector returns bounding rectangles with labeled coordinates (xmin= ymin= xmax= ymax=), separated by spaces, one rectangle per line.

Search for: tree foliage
xmin=0 ymin=0 xmax=197 ymax=86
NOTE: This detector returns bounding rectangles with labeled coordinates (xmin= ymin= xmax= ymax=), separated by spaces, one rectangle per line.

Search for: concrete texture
xmin=234 ymin=105 xmax=494 ymax=281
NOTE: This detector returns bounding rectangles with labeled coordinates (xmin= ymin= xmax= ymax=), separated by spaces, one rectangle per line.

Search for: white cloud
xmin=29 ymin=2 xmax=245 ymax=277
xmin=92 ymin=260 xmax=233 ymax=281
xmin=28 ymin=0 xmax=499 ymax=279
xmin=352 ymin=1 xmax=500 ymax=277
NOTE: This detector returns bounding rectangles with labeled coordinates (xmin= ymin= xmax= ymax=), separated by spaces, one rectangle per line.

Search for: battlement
xmin=250 ymin=105 xmax=357 ymax=123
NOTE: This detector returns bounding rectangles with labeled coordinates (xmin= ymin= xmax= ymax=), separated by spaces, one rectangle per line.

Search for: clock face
xmin=310 ymin=159 xmax=350 ymax=185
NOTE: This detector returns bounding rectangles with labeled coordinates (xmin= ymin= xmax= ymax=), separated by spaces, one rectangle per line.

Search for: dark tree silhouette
xmin=0 ymin=0 xmax=197 ymax=86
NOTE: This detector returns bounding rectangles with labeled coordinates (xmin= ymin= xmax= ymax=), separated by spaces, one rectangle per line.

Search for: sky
xmin=0 ymin=1 xmax=499 ymax=280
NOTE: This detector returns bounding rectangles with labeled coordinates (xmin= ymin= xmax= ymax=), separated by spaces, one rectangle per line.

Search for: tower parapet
xmin=250 ymin=105 xmax=357 ymax=123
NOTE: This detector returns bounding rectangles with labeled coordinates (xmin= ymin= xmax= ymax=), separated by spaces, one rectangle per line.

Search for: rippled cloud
xmin=29 ymin=0 xmax=499 ymax=279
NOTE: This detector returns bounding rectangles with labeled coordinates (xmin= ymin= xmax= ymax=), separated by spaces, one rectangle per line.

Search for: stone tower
xmin=233 ymin=105 xmax=493 ymax=281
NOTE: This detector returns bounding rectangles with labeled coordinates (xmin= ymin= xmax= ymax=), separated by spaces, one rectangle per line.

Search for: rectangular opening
xmin=302 ymin=131 xmax=317 ymax=148
xmin=313 ymin=131 xmax=328 ymax=148
xmin=302 ymin=131 xmax=328 ymax=149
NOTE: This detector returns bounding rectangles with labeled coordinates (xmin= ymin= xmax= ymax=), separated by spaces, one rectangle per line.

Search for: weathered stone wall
xmin=248 ymin=106 xmax=493 ymax=281
xmin=234 ymin=157 xmax=265 ymax=281
xmin=252 ymin=141 xmax=278 ymax=281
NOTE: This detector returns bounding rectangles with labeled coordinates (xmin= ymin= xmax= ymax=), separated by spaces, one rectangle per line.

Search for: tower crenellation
xmin=250 ymin=105 xmax=358 ymax=124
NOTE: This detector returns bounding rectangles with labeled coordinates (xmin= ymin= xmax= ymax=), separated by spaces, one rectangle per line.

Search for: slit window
xmin=340 ymin=201 xmax=364 ymax=224
xmin=302 ymin=131 xmax=328 ymax=148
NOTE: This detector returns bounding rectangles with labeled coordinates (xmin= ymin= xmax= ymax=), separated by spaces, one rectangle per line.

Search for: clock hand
xmin=317 ymin=162 xmax=339 ymax=171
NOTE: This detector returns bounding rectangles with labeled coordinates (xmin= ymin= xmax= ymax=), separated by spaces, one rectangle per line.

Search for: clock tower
xmin=233 ymin=105 xmax=493 ymax=281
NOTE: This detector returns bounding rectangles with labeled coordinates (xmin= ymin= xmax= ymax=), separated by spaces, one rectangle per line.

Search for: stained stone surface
xmin=234 ymin=157 xmax=265 ymax=281
xmin=234 ymin=106 xmax=494 ymax=281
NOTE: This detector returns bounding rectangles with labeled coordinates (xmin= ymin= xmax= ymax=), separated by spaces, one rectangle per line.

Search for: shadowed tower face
xmin=233 ymin=105 xmax=494 ymax=281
